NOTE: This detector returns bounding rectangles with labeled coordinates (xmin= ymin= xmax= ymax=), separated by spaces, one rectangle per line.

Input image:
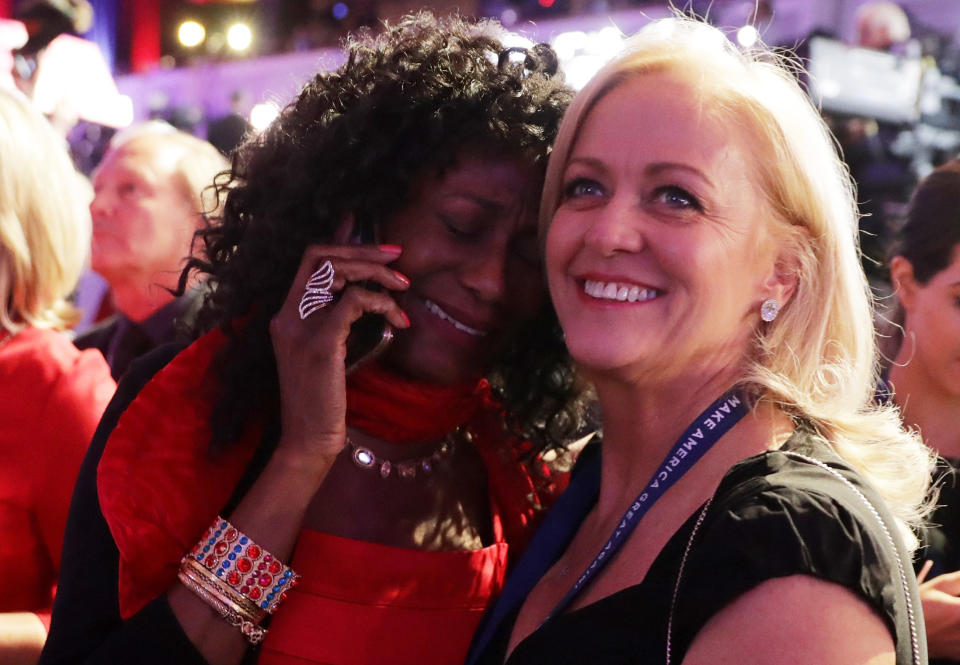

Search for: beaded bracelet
xmin=179 ymin=516 xmax=300 ymax=644
xmin=186 ymin=516 xmax=300 ymax=614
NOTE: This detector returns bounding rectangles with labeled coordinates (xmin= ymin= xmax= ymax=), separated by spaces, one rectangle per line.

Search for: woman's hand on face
xmin=918 ymin=567 xmax=960 ymax=660
xmin=269 ymin=244 xmax=410 ymax=471
xmin=172 ymin=244 xmax=410 ymax=665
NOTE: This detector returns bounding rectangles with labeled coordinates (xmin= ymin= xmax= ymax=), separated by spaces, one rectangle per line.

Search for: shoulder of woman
xmin=712 ymin=428 xmax=886 ymax=525
xmin=702 ymin=440 xmax=904 ymax=589
xmin=2 ymin=326 xmax=106 ymax=387
xmin=671 ymin=440 xmax=914 ymax=664
xmin=681 ymin=574 xmax=896 ymax=665
xmin=0 ymin=328 xmax=114 ymax=439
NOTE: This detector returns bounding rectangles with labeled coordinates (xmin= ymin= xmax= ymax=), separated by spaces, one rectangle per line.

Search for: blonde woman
xmin=0 ymin=89 xmax=115 ymax=664
xmin=469 ymin=16 xmax=933 ymax=665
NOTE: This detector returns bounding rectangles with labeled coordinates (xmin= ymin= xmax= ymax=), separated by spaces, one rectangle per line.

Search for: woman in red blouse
xmin=41 ymin=13 xmax=589 ymax=665
xmin=0 ymin=90 xmax=115 ymax=663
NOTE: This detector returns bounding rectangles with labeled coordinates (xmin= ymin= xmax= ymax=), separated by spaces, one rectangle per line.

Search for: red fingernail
xmin=379 ymin=244 xmax=402 ymax=254
xmin=401 ymin=311 xmax=411 ymax=327
xmin=393 ymin=271 xmax=410 ymax=286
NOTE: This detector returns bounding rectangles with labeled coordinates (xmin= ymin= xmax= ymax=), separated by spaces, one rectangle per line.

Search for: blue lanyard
xmin=543 ymin=390 xmax=749 ymax=624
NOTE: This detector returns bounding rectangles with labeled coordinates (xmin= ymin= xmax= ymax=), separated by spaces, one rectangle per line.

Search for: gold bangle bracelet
xmin=178 ymin=569 xmax=267 ymax=644
xmin=182 ymin=558 xmax=265 ymax=623
xmin=179 ymin=564 xmax=260 ymax=623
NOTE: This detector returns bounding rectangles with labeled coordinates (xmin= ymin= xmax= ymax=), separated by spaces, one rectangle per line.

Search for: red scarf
xmin=346 ymin=364 xmax=488 ymax=443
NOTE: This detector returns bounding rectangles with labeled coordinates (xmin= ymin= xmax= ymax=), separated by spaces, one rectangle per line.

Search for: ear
xmin=889 ymin=255 xmax=919 ymax=312
xmin=759 ymin=245 xmax=800 ymax=313
xmin=333 ymin=213 xmax=356 ymax=245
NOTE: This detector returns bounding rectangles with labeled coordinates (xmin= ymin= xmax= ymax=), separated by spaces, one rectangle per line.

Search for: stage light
xmin=564 ymin=54 xmax=605 ymax=90
xmin=227 ymin=23 xmax=252 ymax=52
xmin=589 ymin=26 xmax=623 ymax=58
xmin=178 ymin=20 xmax=205 ymax=48
xmin=736 ymin=25 xmax=759 ymax=48
xmin=332 ymin=3 xmax=349 ymax=20
xmin=552 ymin=31 xmax=586 ymax=61
xmin=551 ymin=27 xmax=623 ymax=90
xmin=500 ymin=32 xmax=533 ymax=51
xmin=250 ymin=101 xmax=280 ymax=132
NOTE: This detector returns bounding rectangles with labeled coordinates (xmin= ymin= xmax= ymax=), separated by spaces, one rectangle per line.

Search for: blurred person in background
xmin=856 ymin=1 xmax=911 ymax=53
xmin=885 ymin=160 xmax=960 ymax=665
xmin=11 ymin=0 xmax=93 ymax=103
xmin=76 ymin=125 xmax=229 ymax=380
xmin=820 ymin=0 xmax=915 ymax=282
xmin=0 ymin=88 xmax=114 ymax=664
xmin=207 ymin=90 xmax=252 ymax=158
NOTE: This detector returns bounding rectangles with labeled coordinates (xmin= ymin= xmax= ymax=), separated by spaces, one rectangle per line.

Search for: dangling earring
xmin=760 ymin=298 xmax=779 ymax=322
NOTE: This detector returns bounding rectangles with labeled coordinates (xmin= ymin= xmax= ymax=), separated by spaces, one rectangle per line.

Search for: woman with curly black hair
xmin=41 ymin=12 xmax=586 ymax=665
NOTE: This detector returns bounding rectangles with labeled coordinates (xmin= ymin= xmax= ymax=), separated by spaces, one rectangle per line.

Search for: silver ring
xmin=298 ymin=260 xmax=335 ymax=319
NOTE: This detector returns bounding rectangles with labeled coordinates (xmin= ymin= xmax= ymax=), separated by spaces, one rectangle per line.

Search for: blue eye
xmin=654 ymin=186 xmax=701 ymax=211
xmin=562 ymin=178 xmax=604 ymax=200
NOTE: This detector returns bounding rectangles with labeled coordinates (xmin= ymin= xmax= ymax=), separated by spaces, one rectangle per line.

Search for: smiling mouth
xmin=423 ymin=299 xmax=488 ymax=337
xmin=583 ymin=279 xmax=660 ymax=303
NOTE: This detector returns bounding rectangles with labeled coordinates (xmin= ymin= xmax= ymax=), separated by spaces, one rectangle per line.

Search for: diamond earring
xmin=760 ymin=298 xmax=779 ymax=322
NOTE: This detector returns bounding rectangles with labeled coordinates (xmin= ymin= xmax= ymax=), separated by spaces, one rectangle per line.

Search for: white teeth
xmin=583 ymin=279 xmax=658 ymax=303
xmin=423 ymin=299 xmax=486 ymax=337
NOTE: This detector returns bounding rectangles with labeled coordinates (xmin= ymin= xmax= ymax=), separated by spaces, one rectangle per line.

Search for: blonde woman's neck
xmin=590 ymin=366 xmax=787 ymax=522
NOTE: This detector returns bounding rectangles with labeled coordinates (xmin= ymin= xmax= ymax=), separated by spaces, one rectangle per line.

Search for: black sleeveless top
xmin=923 ymin=456 xmax=960 ymax=665
xmin=470 ymin=429 xmax=925 ymax=665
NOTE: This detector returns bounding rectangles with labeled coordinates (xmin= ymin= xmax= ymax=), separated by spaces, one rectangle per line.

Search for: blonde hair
xmin=541 ymin=17 xmax=933 ymax=549
xmin=0 ymin=89 xmax=91 ymax=332
xmin=106 ymin=123 xmax=229 ymax=217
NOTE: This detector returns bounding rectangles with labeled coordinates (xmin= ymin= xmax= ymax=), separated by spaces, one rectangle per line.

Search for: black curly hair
xmin=182 ymin=11 xmax=591 ymax=460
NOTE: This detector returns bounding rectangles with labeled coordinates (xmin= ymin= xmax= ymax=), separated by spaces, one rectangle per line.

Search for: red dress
xmin=259 ymin=519 xmax=508 ymax=664
xmin=97 ymin=330 xmax=566 ymax=664
xmin=0 ymin=327 xmax=115 ymax=626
